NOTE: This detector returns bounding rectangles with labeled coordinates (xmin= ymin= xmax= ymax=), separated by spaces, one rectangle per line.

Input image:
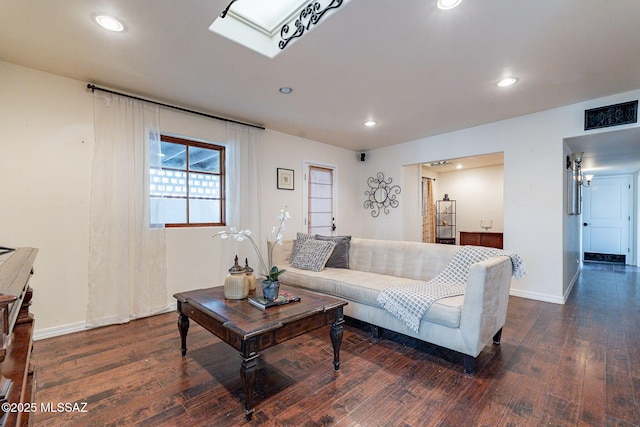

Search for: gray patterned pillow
xmin=290 ymin=239 xmax=336 ymax=272
xmin=291 ymin=232 xmax=314 ymax=261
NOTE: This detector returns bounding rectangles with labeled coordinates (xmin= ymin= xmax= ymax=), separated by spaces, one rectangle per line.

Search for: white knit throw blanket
xmin=377 ymin=246 xmax=527 ymax=333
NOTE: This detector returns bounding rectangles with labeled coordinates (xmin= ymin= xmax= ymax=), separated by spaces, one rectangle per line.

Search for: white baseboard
xmin=562 ymin=265 xmax=582 ymax=303
xmin=509 ymin=289 xmax=564 ymax=304
xmin=33 ymin=303 xmax=177 ymax=341
xmin=34 ymin=321 xmax=87 ymax=341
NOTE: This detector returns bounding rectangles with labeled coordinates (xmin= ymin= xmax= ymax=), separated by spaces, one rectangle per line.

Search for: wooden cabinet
xmin=0 ymin=247 xmax=37 ymax=427
xmin=460 ymin=232 xmax=504 ymax=249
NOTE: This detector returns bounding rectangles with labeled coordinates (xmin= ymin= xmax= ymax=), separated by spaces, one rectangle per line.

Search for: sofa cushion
xmin=290 ymin=239 xmax=336 ymax=272
xmin=349 ymin=238 xmax=459 ymax=281
xmin=315 ymin=235 xmax=351 ymax=269
xmin=280 ymin=266 xmax=463 ymax=328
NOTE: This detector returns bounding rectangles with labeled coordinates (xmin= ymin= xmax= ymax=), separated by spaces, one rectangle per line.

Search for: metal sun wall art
xmin=364 ymin=172 xmax=401 ymax=217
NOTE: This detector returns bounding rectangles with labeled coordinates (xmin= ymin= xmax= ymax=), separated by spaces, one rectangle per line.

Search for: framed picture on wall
xmin=277 ymin=168 xmax=294 ymax=190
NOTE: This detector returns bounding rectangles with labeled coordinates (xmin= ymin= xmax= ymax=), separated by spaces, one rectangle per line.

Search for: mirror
xmin=374 ymin=187 xmax=387 ymax=203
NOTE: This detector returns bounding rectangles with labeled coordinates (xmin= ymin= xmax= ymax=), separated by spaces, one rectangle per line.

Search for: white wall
xmin=562 ymin=141 xmax=582 ymax=298
xmin=401 ymin=164 xmax=421 ymax=241
xmin=0 ymin=60 xmax=361 ymax=337
xmin=435 ymin=165 xmax=504 ymax=239
xmin=358 ymin=89 xmax=640 ymax=303
xmin=1 ymin=61 xmax=94 ymax=334
xmin=259 ymin=130 xmax=363 ymax=238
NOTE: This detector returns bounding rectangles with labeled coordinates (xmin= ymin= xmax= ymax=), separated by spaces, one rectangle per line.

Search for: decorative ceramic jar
xmin=243 ymin=258 xmax=256 ymax=291
xmin=262 ymin=280 xmax=280 ymax=302
xmin=224 ymin=255 xmax=249 ymax=299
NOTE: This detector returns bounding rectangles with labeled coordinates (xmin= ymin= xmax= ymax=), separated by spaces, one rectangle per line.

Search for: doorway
xmin=406 ymin=153 xmax=504 ymax=244
xmin=303 ymin=162 xmax=336 ymax=236
xmin=565 ymin=126 xmax=640 ymax=266
xmin=582 ymin=175 xmax=632 ymax=263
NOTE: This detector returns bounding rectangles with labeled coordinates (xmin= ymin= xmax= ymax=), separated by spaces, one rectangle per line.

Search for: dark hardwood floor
xmin=32 ymin=263 xmax=639 ymax=426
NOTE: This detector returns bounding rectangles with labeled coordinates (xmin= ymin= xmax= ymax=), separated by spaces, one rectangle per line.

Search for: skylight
xmin=210 ymin=0 xmax=351 ymax=58
xmin=232 ymin=0 xmax=308 ymax=35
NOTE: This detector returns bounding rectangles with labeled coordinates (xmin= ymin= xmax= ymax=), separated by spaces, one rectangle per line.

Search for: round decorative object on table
xmin=224 ymin=255 xmax=249 ymax=299
xmin=262 ymin=280 xmax=280 ymax=302
xmin=243 ymin=258 xmax=256 ymax=291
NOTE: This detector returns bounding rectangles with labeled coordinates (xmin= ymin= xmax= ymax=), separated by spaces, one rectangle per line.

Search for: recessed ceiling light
xmin=94 ymin=14 xmax=125 ymax=32
xmin=456 ymin=164 xmax=463 ymax=169
xmin=364 ymin=121 xmax=377 ymax=127
xmin=279 ymin=87 xmax=293 ymax=94
xmin=437 ymin=0 xmax=463 ymax=10
xmin=497 ymin=77 xmax=518 ymax=87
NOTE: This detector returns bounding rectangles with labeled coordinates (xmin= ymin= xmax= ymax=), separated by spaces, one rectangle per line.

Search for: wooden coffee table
xmin=173 ymin=284 xmax=347 ymax=420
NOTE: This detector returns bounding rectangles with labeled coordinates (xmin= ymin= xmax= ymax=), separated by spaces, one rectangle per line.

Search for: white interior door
xmin=582 ymin=175 xmax=631 ymax=261
xmin=304 ymin=163 xmax=336 ymax=236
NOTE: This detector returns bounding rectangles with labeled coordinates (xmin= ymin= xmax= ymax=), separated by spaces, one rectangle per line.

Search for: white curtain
xmin=87 ymin=92 xmax=167 ymax=327
xmin=216 ymin=122 xmax=265 ymax=283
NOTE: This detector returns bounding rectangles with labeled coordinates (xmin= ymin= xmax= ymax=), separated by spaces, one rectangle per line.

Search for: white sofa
xmin=272 ymin=237 xmax=514 ymax=373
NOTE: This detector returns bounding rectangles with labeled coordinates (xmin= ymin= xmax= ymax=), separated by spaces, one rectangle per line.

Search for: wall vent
xmin=584 ymin=252 xmax=625 ymax=264
xmin=584 ymin=100 xmax=637 ymax=130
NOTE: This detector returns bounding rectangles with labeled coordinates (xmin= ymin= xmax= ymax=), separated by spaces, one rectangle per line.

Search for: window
xmin=150 ymin=135 xmax=225 ymax=227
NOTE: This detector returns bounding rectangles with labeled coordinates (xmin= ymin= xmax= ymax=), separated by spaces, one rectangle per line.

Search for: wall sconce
xmin=579 ymin=174 xmax=594 ymax=187
xmin=567 ymin=152 xmax=584 ymax=215
xmin=566 ymin=151 xmax=595 ymax=215
xmin=566 ymin=151 xmax=583 ymax=171
xmin=566 ymin=152 xmax=593 ymax=187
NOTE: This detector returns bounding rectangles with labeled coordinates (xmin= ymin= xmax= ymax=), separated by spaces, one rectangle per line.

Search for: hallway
xmin=559 ymin=262 xmax=640 ymax=425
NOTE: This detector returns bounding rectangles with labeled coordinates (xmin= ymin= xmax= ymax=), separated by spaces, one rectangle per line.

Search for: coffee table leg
xmin=240 ymin=340 xmax=259 ymax=420
xmin=178 ymin=312 xmax=189 ymax=356
xmin=330 ymin=307 xmax=345 ymax=370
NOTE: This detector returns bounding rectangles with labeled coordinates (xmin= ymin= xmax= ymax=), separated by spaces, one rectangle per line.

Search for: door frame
xmin=581 ymin=173 xmax=636 ymax=265
xmin=302 ymin=160 xmax=338 ymax=235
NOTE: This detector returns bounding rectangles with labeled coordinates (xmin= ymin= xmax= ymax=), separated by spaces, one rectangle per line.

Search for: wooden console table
xmin=0 ymin=247 xmax=37 ymax=427
xmin=459 ymin=232 xmax=504 ymax=249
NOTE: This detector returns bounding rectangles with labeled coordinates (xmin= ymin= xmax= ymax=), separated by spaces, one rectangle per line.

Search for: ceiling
xmin=1 ymin=0 xmax=640 ymax=173
xmin=566 ymin=126 xmax=640 ymax=175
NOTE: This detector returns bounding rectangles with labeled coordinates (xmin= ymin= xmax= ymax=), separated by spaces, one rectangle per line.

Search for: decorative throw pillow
xmin=291 ymin=232 xmax=314 ymax=261
xmin=315 ymin=235 xmax=351 ymax=269
xmin=290 ymin=239 xmax=336 ymax=272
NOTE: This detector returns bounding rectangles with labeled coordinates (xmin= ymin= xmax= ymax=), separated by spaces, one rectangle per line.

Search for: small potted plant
xmin=214 ymin=208 xmax=290 ymax=301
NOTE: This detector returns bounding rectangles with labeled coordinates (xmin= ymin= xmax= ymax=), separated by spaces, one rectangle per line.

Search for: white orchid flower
xmin=213 ymin=208 xmax=291 ymax=281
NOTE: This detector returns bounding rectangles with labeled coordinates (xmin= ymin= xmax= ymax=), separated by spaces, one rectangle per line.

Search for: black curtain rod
xmin=87 ymin=84 xmax=265 ymax=130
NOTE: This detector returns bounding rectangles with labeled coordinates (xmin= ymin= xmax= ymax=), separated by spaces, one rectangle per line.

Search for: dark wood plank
xmin=31 ymin=263 xmax=640 ymax=426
